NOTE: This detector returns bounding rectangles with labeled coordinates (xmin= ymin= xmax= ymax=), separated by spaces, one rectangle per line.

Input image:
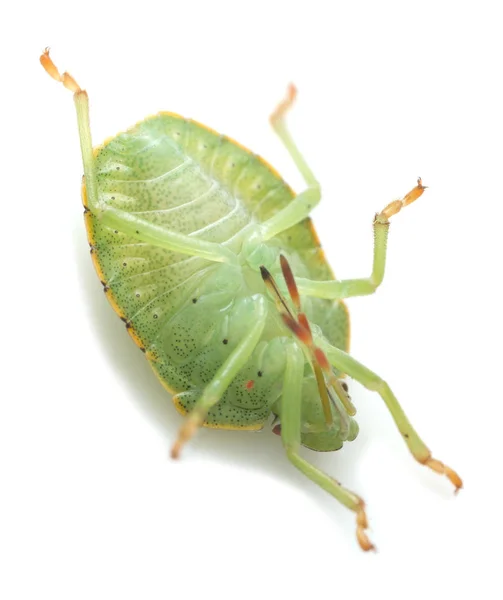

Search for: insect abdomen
xmin=85 ymin=113 xmax=350 ymax=428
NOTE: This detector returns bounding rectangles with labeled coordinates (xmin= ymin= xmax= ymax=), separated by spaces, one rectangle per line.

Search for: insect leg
xmin=294 ymin=179 xmax=427 ymax=299
xmin=40 ymin=49 xmax=236 ymax=265
xmin=319 ymin=339 xmax=463 ymax=493
xmin=97 ymin=205 xmax=238 ymax=264
xmin=40 ymin=48 xmax=100 ymax=211
xmin=259 ymin=186 xmax=320 ymax=241
xmin=170 ymin=295 xmax=268 ymax=458
xmin=259 ymin=85 xmax=320 ymax=241
xmin=280 ymin=342 xmax=375 ymax=551
xmin=270 ymin=84 xmax=317 ymax=185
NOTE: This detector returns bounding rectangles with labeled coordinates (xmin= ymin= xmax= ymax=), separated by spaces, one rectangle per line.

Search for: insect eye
xmin=341 ymin=381 xmax=349 ymax=392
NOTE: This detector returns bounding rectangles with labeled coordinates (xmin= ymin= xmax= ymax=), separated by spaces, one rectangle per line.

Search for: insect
xmin=40 ymin=49 xmax=462 ymax=551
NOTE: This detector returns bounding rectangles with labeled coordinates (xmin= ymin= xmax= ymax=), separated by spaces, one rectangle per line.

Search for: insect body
xmin=41 ymin=49 xmax=462 ymax=551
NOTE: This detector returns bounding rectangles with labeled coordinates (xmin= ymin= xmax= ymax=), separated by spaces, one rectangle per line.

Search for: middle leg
xmin=280 ymin=341 xmax=375 ymax=551
xmin=295 ymin=178 xmax=427 ymax=299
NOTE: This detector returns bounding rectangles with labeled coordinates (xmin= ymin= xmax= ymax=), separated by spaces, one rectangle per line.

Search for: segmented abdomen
xmin=85 ymin=114 xmax=349 ymax=428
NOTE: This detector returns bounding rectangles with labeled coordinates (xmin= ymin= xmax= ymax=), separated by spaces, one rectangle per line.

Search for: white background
xmin=1 ymin=1 xmax=502 ymax=598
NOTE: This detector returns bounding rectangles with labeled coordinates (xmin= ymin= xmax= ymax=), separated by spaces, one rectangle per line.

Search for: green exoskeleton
xmin=41 ymin=49 xmax=462 ymax=551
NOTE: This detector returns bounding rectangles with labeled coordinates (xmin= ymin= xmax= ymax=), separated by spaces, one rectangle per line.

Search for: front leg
xmin=257 ymin=84 xmax=321 ymax=241
xmin=296 ymin=178 xmax=427 ymax=299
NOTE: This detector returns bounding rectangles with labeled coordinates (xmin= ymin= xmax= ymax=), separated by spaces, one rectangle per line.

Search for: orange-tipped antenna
xmin=282 ymin=310 xmax=356 ymax=418
xmin=281 ymin=255 xmax=357 ymax=417
xmin=314 ymin=347 xmax=356 ymax=416
xmin=281 ymin=312 xmax=333 ymax=425
xmin=261 ymin=265 xmax=333 ymax=425
xmin=280 ymin=254 xmax=301 ymax=311
xmin=260 ymin=266 xmax=294 ymax=319
xmin=262 ymin=256 xmax=356 ymax=426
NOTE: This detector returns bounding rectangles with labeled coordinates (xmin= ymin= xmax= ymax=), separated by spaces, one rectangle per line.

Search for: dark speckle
xmin=192 ymin=298 xmax=197 ymax=304
xmin=257 ymin=371 xmax=263 ymax=377
xmin=223 ymin=339 xmax=228 ymax=345
xmin=116 ymin=166 xmax=120 ymax=171
xmin=153 ymin=314 xmax=158 ymax=319
xmin=404 ymin=433 xmax=410 ymax=439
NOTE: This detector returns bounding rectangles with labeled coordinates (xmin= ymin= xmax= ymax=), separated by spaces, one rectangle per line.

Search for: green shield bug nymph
xmin=40 ymin=49 xmax=462 ymax=551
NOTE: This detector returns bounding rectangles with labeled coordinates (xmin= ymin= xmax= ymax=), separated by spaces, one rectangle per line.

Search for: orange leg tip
xmin=377 ymin=178 xmax=428 ymax=222
xmin=171 ymin=416 xmax=203 ymax=459
xmin=357 ymin=530 xmax=376 ymax=553
xmin=286 ymin=82 xmax=297 ymax=103
xmin=377 ymin=199 xmax=402 ymax=222
xmin=270 ymin=83 xmax=298 ymax=126
xmin=424 ymin=457 xmax=463 ymax=492
xmin=445 ymin=467 xmax=463 ymax=494
xmin=62 ymin=73 xmax=81 ymax=93
xmin=170 ymin=444 xmax=181 ymax=460
xmin=356 ymin=502 xmax=376 ymax=551
xmin=356 ymin=508 xmax=368 ymax=530
xmin=40 ymin=48 xmax=61 ymax=82
xmin=40 ymin=48 xmax=82 ymax=93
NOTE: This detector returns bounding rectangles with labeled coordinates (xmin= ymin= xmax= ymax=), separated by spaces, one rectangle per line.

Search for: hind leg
xmin=318 ymin=339 xmax=462 ymax=491
xmin=41 ymin=49 xmax=236 ymax=265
